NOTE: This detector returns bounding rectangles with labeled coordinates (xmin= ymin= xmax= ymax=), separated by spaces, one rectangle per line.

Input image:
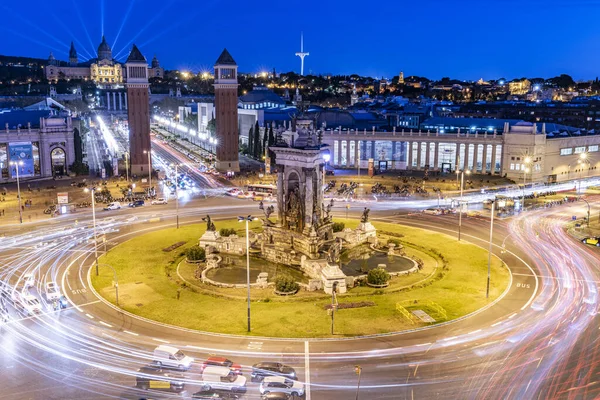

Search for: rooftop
xmin=215 ymin=48 xmax=236 ymax=66
xmin=126 ymin=44 xmax=147 ymax=63
xmin=0 ymin=109 xmax=52 ymax=129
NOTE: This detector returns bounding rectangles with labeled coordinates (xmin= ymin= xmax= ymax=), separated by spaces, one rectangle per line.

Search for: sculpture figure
xmin=259 ymin=201 xmax=275 ymax=225
xmin=327 ymin=238 xmax=342 ymax=264
xmin=202 ymin=215 xmax=216 ymax=231
xmin=361 ymin=207 xmax=370 ymax=223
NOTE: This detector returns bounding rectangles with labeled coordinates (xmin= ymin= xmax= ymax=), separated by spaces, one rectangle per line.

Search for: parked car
xmin=135 ymin=366 xmax=185 ymax=393
xmin=128 ymin=200 xmax=145 ymax=208
xmin=103 ymin=202 xmax=121 ymax=211
xmin=252 ymin=362 xmax=297 ymax=382
xmin=151 ymin=198 xmax=168 ymax=205
xmin=422 ymin=208 xmax=441 ymax=216
xmin=259 ymin=376 xmax=304 ymax=398
xmin=200 ymin=366 xmax=247 ymax=394
xmin=152 ymin=345 xmax=194 ymax=370
xmin=201 ymin=357 xmax=242 ymax=375
xmin=44 ymin=282 xmax=61 ymax=301
xmin=582 ymin=237 xmax=600 ymax=247
xmin=192 ymin=389 xmax=240 ymax=399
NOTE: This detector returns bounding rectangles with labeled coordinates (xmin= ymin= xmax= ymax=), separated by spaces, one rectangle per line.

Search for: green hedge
xmin=186 ymin=246 xmax=206 ymax=261
xmin=275 ymin=275 xmax=299 ymax=293
xmin=367 ymin=268 xmax=390 ymax=285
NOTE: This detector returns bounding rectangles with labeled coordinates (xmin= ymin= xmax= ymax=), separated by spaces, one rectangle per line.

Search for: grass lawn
xmin=91 ymin=218 xmax=509 ymax=338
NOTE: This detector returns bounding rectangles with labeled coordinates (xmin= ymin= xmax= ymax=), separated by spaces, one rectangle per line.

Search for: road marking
xmin=123 ymin=330 xmax=139 ymax=336
xmin=85 ymin=313 xmax=94 ymax=319
xmin=247 ymin=341 xmax=263 ymax=350
xmin=152 ymin=338 xmax=170 ymax=344
xmin=413 ymin=364 xmax=419 ymax=376
xmin=508 ymin=313 xmax=517 ymax=319
xmin=468 ymin=329 xmax=482 ymax=335
xmin=304 ymin=341 xmax=311 ymax=400
xmin=491 ymin=321 xmax=503 ymax=327
xmin=99 ymin=321 xmax=112 ymax=327
xmin=415 ymin=342 xmax=432 ymax=347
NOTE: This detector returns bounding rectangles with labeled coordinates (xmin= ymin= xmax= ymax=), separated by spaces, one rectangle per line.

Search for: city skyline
xmin=0 ymin=0 xmax=600 ymax=80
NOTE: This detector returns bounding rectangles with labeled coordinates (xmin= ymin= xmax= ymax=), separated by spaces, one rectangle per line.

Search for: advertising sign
xmin=57 ymin=193 xmax=69 ymax=204
xmin=8 ymin=142 xmax=34 ymax=178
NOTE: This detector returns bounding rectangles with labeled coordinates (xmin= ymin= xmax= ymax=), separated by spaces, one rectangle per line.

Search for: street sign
xmin=57 ymin=192 xmax=69 ymax=204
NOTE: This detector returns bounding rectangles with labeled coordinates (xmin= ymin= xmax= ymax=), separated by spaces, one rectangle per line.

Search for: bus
xmin=246 ymin=184 xmax=277 ymax=196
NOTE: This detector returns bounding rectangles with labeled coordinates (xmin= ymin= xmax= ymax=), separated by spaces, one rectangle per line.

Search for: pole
xmin=355 ymin=367 xmax=362 ymax=400
xmin=582 ymin=198 xmax=590 ymax=228
xmin=175 ymin=165 xmax=179 ymax=229
xmin=14 ymin=164 xmax=23 ymax=224
xmin=458 ymin=171 xmax=464 ymax=241
xmin=125 ymin=152 xmax=129 ymax=183
xmin=357 ymin=148 xmax=361 ymax=178
xmin=486 ymin=200 xmax=495 ymax=298
xmin=91 ymin=189 xmax=99 ymax=276
xmin=245 ymin=219 xmax=251 ymax=332
xmin=148 ymin=150 xmax=152 ymax=196
xmin=522 ymin=168 xmax=526 ymax=212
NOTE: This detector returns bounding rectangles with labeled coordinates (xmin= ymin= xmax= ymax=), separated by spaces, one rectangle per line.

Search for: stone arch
xmin=50 ymin=147 xmax=66 ymax=176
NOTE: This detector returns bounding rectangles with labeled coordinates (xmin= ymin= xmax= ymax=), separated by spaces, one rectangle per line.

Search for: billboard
xmin=8 ymin=142 xmax=35 ymax=178
xmin=57 ymin=193 xmax=69 ymax=204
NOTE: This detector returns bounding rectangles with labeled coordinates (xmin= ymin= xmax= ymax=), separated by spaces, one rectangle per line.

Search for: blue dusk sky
xmin=1 ymin=0 xmax=599 ymax=81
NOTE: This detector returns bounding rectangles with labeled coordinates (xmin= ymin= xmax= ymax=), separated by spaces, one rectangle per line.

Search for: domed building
xmin=45 ymin=36 xmax=163 ymax=86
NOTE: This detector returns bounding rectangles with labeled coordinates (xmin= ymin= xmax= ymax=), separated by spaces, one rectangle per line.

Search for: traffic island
xmin=91 ymin=219 xmax=510 ymax=338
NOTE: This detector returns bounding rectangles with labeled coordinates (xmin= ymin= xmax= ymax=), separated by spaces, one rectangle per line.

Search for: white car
xmin=259 ymin=376 xmax=304 ymax=397
xmin=422 ymin=208 xmax=442 ymax=216
xmin=201 ymin=366 xmax=247 ymax=394
xmin=20 ymin=294 xmax=42 ymax=316
xmin=152 ymin=198 xmax=168 ymax=205
xmin=45 ymin=282 xmax=60 ymax=301
xmin=153 ymin=345 xmax=194 ymax=370
xmin=103 ymin=202 xmax=121 ymax=211
xmin=23 ymin=273 xmax=35 ymax=288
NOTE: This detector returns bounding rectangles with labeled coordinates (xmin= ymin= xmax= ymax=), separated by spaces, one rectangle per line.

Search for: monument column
xmin=106 ymin=93 xmax=110 ymax=110
xmin=304 ymin=168 xmax=314 ymax=228
xmin=482 ymin=144 xmax=488 ymax=174
xmin=416 ymin=142 xmax=422 ymax=169
xmin=407 ymin=142 xmax=412 ymax=169
xmin=491 ymin=145 xmax=497 ymax=174
xmin=213 ymin=48 xmax=240 ymax=172
xmin=125 ymin=45 xmax=151 ymax=175
xmin=425 ymin=142 xmax=431 ymax=167
xmin=433 ymin=142 xmax=439 ymax=170
xmin=277 ymin=169 xmax=285 ymax=222
xmin=112 ymin=92 xmax=116 ymax=111
xmin=464 ymin=144 xmax=470 ymax=171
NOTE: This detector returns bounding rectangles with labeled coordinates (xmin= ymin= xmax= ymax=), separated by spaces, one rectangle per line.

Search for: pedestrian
xmin=176 ymin=288 xmax=181 ymax=300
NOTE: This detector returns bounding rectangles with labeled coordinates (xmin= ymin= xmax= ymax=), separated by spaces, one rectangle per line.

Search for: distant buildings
xmin=508 ymin=79 xmax=531 ymax=95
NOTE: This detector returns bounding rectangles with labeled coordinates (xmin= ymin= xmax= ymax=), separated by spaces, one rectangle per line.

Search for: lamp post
xmin=238 ymin=215 xmax=257 ymax=332
xmin=521 ymin=156 xmax=531 ymax=213
xmin=124 ymin=151 xmax=129 ymax=183
xmin=322 ymin=153 xmax=331 ymax=191
xmin=357 ymin=147 xmax=361 ymax=177
xmin=578 ymin=152 xmax=589 ymax=194
xmin=143 ymin=149 xmax=152 ymax=195
xmin=486 ymin=199 xmax=495 ymax=299
xmin=9 ymin=160 xmax=23 ymax=224
xmin=458 ymin=169 xmax=471 ymax=241
xmin=85 ymin=187 xmax=99 ymax=276
xmin=354 ymin=365 xmax=362 ymax=400
xmin=581 ymin=198 xmax=591 ymax=228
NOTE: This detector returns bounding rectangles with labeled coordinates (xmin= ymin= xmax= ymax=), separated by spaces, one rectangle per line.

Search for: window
xmin=574 ymin=146 xmax=586 ymax=154
xmin=560 ymin=148 xmax=573 ymax=156
xmin=589 ymin=145 xmax=599 ymax=152
xmin=510 ymin=163 xmax=515 ymax=170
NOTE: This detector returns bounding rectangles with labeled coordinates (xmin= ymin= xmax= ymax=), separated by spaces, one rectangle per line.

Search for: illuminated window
xmin=574 ymin=146 xmax=586 ymax=154
xmin=588 ymin=145 xmax=599 ymax=152
xmin=560 ymin=148 xmax=573 ymax=156
xmin=510 ymin=163 xmax=515 ymax=170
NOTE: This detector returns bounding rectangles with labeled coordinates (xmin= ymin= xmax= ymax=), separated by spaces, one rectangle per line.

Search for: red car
xmin=200 ymin=357 xmax=243 ymax=375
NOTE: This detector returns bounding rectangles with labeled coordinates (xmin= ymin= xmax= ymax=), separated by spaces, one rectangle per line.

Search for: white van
xmin=200 ymin=366 xmax=247 ymax=394
xmin=103 ymin=202 xmax=121 ymax=211
xmin=152 ymin=345 xmax=194 ymax=370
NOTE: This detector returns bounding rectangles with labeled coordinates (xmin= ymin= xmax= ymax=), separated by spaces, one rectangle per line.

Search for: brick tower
xmin=125 ymin=44 xmax=151 ymax=176
xmin=213 ymin=49 xmax=239 ymax=173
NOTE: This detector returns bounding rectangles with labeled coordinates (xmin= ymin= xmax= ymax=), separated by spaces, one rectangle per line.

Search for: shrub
xmin=332 ymin=222 xmax=345 ymax=233
xmin=219 ymin=228 xmax=237 ymax=237
xmin=186 ymin=246 xmax=206 ymax=262
xmin=274 ymin=275 xmax=299 ymax=293
xmin=367 ymin=268 xmax=390 ymax=286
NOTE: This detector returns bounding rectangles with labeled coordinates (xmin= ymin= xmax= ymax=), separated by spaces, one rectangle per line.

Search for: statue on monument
xmin=322 ymin=199 xmax=334 ymax=223
xmin=361 ymin=207 xmax=370 ymax=223
xmin=202 ymin=215 xmax=216 ymax=232
xmin=327 ymin=238 xmax=342 ymax=264
xmin=259 ymin=201 xmax=275 ymax=225
xmin=287 ymin=187 xmax=302 ymax=231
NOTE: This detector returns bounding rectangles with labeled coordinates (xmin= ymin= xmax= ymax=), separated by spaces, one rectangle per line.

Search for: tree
xmin=206 ymin=118 xmax=216 ymax=135
xmin=367 ymin=268 xmax=390 ymax=286
xmin=253 ymin=121 xmax=261 ymax=159
xmin=248 ymin=126 xmax=254 ymax=156
xmin=262 ymin=123 xmax=269 ymax=157
xmin=268 ymin=125 xmax=275 ymax=147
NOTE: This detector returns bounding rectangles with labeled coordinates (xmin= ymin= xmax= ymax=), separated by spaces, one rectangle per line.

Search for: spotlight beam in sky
xmin=100 ymin=0 xmax=105 ymax=37
xmin=0 ymin=27 xmax=63 ymax=55
xmin=138 ymin=6 xmax=207 ymax=49
xmin=1 ymin=5 xmax=68 ymax=52
xmin=71 ymin=0 xmax=97 ymax=59
xmin=48 ymin=11 xmax=95 ymax=61
xmin=112 ymin=0 xmax=136 ymax=50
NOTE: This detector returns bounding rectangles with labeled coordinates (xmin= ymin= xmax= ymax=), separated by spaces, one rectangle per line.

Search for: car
xmin=261 ymin=393 xmax=291 ymax=400
xmin=20 ymin=294 xmax=42 ymax=316
xmin=259 ymin=376 xmax=304 ymax=398
xmin=422 ymin=208 xmax=441 ymax=216
xmin=200 ymin=366 xmax=247 ymax=394
xmin=44 ymin=282 xmax=60 ymax=301
xmin=582 ymin=237 xmax=600 ymax=247
xmin=57 ymin=296 xmax=69 ymax=309
xmin=252 ymin=362 xmax=297 ymax=382
xmin=23 ymin=273 xmax=35 ymax=288
xmin=325 ymin=169 xmax=335 ymax=176
xmin=152 ymin=345 xmax=194 ymax=370
xmin=135 ymin=366 xmax=185 ymax=393
xmin=103 ymin=202 xmax=121 ymax=211
xmin=201 ymin=357 xmax=243 ymax=375
xmin=192 ymin=389 xmax=240 ymax=399
xmin=129 ymin=200 xmax=145 ymax=208
xmin=151 ymin=198 xmax=168 ymax=205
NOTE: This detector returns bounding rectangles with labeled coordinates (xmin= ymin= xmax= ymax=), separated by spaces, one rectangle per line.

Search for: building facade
xmin=213 ymin=49 xmax=239 ymax=172
xmin=125 ymin=45 xmax=151 ymax=176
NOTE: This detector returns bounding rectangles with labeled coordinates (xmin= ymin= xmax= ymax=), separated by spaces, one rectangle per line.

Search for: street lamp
xmin=84 ymin=187 xmax=99 ymax=276
xmin=354 ymin=365 xmax=362 ymax=400
xmin=581 ymin=198 xmax=591 ymax=228
xmin=9 ymin=160 xmax=23 ymax=224
xmin=124 ymin=151 xmax=129 ymax=183
xmin=238 ymin=215 xmax=257 ymax=332
xmin=143 ymin=149 xmax=152 ymax=195
xmin=577 ymin=152 xmax=590 ymax=194
xmin=458 ymin=169 xmax=471 ymax=241
xmin=171 ymin=164 xmax=180 ymax=229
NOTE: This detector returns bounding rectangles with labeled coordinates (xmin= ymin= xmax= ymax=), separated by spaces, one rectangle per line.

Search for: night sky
xmin=1 ymin=0 xmax=599 ymax=80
